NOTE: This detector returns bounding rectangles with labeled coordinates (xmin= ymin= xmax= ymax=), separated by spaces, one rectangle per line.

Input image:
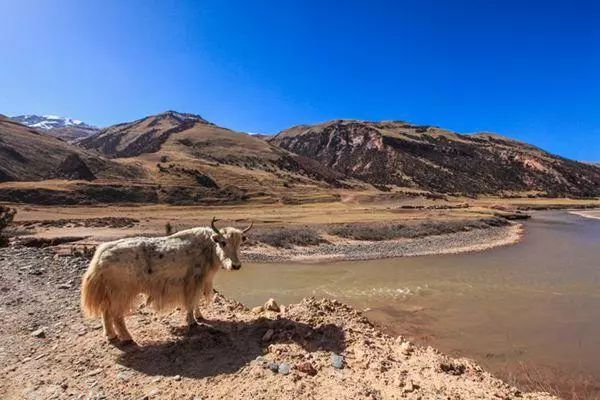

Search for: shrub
xmin=252 ymin=227 xmax=328 ymax=248
xmin=328 ymin=218 xmax=508 ymax=241
xmin=165 ymin=222 xmax=173 ymax=235
xmin=0 ymin=206 xmax=16 ymax=247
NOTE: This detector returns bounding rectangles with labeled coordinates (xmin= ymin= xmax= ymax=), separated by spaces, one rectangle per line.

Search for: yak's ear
xmin=211 ymin=234 xmax=223 ymax=244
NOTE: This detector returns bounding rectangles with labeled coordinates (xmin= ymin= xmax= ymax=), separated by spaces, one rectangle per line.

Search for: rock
xmin=398 ymin=341 xmax=414 ymax=356
xmin=117 ymin=371 xmax=133 ymax=381
xmin=173 ymin=375 xmax=182 ymax=381
xmin=262 ymin=329 xmax=275 ymax=342
xmin=331 ymin=353 xmax=344 ymax=369
xmin=404 ymin=381 xmax=419 ymax=393
xmin=148 ymin=388 xmax=160 ymax=397
xmin=86 ymin=368 xmax=103 ymax=377
xmin=251 ymin=306 xmax=264 ymax=314
xmin=266 ymin=362 xmax=279 ymax=373
xmin=264 ymin=298 xmax=280 ymax=312
xmin=278 ymin=362 xmax=291 ymax=375
xmin=58 ymin=283 xmax=72 ymax=289
xmin=31 ymin=328 xmax=46 ymax=338
xmin=295 ymin=361 xmax=317 ymax=376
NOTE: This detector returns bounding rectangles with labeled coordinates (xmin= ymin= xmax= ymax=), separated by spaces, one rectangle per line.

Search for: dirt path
xmin=0 ymin=247 xmax=556 ymax=399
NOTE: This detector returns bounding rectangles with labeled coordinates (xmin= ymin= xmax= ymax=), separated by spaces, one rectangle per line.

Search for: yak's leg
xmin=112 ymin=315 xmax=134 ymax=343
xmin=184 ymin=281 xmax=202 ymax=333
xmin=102 ymin=309 xmax=117 ymax=341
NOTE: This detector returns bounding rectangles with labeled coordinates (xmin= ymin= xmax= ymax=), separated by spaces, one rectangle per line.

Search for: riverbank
xmin=570 ymin=210 xmax=600 ymax=220
xmin=0 ymin=246 xmax=556 ymax=399
xmin=244 ymin=223 xmax=523 ymax=263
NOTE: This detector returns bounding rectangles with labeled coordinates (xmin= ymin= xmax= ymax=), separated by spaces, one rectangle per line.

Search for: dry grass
xmin=327 ymin=218 xmax=508 ymax=241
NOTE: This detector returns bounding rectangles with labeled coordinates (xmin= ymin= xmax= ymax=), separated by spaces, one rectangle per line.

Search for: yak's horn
xmin=242 ymin=221 xmax=254 ymax=233
xmin=211 ymin=217 xmax=222 ymax=235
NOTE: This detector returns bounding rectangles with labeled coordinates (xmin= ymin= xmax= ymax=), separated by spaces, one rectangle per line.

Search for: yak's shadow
xmin=117 ymin=316 xmax=345 ymax=379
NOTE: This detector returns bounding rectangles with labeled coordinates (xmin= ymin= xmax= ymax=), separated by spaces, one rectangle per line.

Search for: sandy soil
xmin=0 ymin=247 xmax=556 ymax=400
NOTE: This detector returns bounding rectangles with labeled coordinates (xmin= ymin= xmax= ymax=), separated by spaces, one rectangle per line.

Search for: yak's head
xmin=210 ymin=217 xmax=253 ymax=270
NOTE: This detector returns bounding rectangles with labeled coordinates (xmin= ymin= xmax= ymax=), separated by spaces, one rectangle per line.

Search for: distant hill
xmin=0 ymin=115 xmax=140 ymax=183
xmin=76 ymin=111 xmax=356 ymax=204
xmin=270 ymin=120 xmax=600 ymax=197
xmin=11 ymin=114 xmax=99 ymax=142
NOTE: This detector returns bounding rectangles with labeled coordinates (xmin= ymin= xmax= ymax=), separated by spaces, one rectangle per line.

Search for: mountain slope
xmin=12 ymin=114 xmax=99 ymax=142
xmin=0 ymin=116 xmax=140 ymax=182
xmin=78 ymin=111 xmax=356 ymax=204
xmin=271 ymin=120 xmax=600 ymax=197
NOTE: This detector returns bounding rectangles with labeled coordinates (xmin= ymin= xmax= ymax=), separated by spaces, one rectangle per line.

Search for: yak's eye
xmin=242 ymin=235 xmax=247 ymax=242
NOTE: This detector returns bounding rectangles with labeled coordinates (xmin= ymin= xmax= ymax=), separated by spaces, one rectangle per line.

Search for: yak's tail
xmin=81 ymin=247 xmax=110 ymax=318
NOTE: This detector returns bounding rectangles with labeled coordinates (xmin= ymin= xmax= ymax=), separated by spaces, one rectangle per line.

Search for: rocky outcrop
xmin=55 ymin=154 xmax=96 ymax=181
xmin=271 ymin=120 xmax=600 ymax=197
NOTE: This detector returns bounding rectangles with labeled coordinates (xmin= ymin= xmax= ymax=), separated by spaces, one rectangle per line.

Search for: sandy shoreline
xmin=244 ymin=223 xmax=523 ymax=263
xmin=569 ymin=210 xmax=600 ymax=221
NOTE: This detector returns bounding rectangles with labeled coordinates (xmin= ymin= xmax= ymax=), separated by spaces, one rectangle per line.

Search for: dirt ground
xmin=0 ymin=246 xmax=557 ymax=400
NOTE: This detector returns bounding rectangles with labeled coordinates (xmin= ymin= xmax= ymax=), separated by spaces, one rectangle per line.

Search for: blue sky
xmin=1 ymin=0 xmax=599 ymax=161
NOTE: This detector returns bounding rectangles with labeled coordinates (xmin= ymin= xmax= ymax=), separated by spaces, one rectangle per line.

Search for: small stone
xmin=58 ymin=283 xmax=72 ymax=289
xmin=117 ymin=371 xmax=133 ymax=381
xmin=254 ymin=356 xmax=266 ymax=365
xmin=331 ymin=353 xmax=344 ymax=369
xmin=266 ymin=362 xmax=279 ymax=373
xmin=399 ymin=341 xmax=413 ymax=356
xmin=173 ymin=375 xmax=182 ymax=381
xmin=264 ymin=298 xmax=280 ymax=312
xmin=148 ymin=388 xmax=160 ymax=397
xmin=295 ymin=361 xmax=317 ymax=376
xmin=31 ymin=329 xmax=46 ymax=338
xmin=262 ymin=329 xmax=274 ymax=342
xmin=251 ymin=306 xmax=264 ymax=314
xmin=278 ymin=362 xmax=290 ymax=375
xmin=86 ymin=368 xmax=103 ymax=377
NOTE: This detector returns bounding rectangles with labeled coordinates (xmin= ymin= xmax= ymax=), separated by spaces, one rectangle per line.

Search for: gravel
xmin=244 ymin=224 xmax=521 ymax=263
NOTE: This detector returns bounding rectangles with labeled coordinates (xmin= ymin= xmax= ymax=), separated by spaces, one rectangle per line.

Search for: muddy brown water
xmin=216 ymin=211 xmax=600 ymax=397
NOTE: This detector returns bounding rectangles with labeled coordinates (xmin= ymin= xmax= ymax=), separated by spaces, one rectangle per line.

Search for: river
xmin=216 ymin=211 xmax=600 ymax=397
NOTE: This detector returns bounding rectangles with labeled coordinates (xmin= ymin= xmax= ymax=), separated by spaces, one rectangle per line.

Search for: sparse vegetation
xmin=0 ymin=206 xmax=16 ymax=247
xmin=328 ymin=218 xmax=508 ymax=241
xmin=165 ymin=222 xmax=173 ymax=235
xmin=252 ymin=227 xmax=328 ymax=248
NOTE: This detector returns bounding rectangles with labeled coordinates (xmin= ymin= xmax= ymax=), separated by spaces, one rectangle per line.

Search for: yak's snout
xmin=231 ymin=263 xmax=242 ymax=270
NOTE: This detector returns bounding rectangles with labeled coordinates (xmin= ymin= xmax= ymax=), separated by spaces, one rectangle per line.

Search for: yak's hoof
xmin=198 ymin=322 xmax=226 ymax=334
xmin=107 ymin=336 xmax=119 ymax=344
xmin=187 ymin=322 xmax=225 ymax=335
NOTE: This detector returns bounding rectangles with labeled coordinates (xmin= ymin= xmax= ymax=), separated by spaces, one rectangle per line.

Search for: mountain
xmin=11 ymin=114 xmax=99 ymax=142
xmin=270 ymin=120 xmax=600 ymax=197
xmin=77 ymin=111 xmax=355 ymax=204
xmin=0 ymin=115 xmax=140 ymax=183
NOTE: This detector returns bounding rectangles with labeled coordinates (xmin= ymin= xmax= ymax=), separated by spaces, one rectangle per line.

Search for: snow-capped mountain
xmin=12 ymin=114 xmax=96 ymax=130
xmin=11 ymin=114 xmax=99 ymax=142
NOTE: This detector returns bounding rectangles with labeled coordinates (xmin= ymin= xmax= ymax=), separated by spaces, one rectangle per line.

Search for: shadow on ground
xmin=117 ymin=316 xmax=345 ymax=378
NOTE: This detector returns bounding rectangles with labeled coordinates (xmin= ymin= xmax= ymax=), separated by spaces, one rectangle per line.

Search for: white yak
xmin=81 ymin=217 xmax=252 ymax=343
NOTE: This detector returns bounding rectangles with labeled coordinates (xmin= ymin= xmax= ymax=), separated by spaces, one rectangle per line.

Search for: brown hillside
xmin=0 ymin=116 xmax=142 ymax=183
xmin=75 ymin=111 xmax=359 ymax=204
xmin=271 ymin=120 xmax=600 ymax=197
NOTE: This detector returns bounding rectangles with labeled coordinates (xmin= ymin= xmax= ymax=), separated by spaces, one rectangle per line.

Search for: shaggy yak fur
xmin=81 ymin=220 xmax=250 ymax=343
